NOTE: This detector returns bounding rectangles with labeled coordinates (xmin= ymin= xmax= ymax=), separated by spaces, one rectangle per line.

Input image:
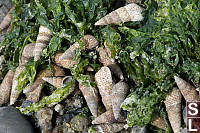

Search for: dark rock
xmin=0 ymin=106 xmax=34 ymax=133
xmin=70 ymin=114 xmax=90 ymax=131
xmin=131 ymin=125 xmax=148 ymax=133
xmin=63 ymin=113 xmax=74 ymax=123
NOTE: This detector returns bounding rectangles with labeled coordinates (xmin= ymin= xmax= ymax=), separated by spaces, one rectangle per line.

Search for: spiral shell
xmin=0 ymin=70 xmax=14 ymax=106
xmin=42 ymin=76 xmax=66 ymax=88
xmin=95 ymin=3 xmax=144 ymax=26
xmin=92 ymin=109 xmax=118 ymax=124
xmin=52 ymin=52 xmax=63 ymax=66
xmin=78 ymin=72 xmax=99 ymax=117
xmin=112 ymin=81 xmax=129 ymax=120
xmin=95 ymin=66 xmax=113 ymax=110
xmin=36 ymin=107 xmax=53 ymax=133
xmin=23 ymin=65 xmax=65 ymax=94
xmin=150 ymin=113 xmax=167 ymax=130
xmin=164 ymin=87 xmax=181 ymax=133
xmin=34 ymin=25 xmax=51 ymax=61
xmin=0 ymin=6 xmax=14 ymax=32
xmin=59 ymin=35 xmax=99 ymax=61
xmin=89 ymin=123 xmax=125 ymax=133
xmin=174 ymin=76 xmax=199 ymax=101
xmin=60 ymin=58 xmax=78 ymax=69
xmin=26 ymin=84 xmax=42 ymax=103
xmin=20 ymin=43 xmax=35 ymax=65
xmin=96 ymin=47 xmax=114 ymax=66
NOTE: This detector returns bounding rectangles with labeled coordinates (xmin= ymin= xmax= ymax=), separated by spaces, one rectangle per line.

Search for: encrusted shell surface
xmin=36 ymin=107 xmax=53 ymax=133
xmin=95 ymin=66 xmax=113 ymax=110
xmin=0 ymin=70 xmax=14 ymax=106
xmin=78 ymin=72 xmax=99 ymax=117
xmin=164 ymin=87 xmax=182 ymax=133
xmin=34 ymin=25 xmax=51 ymax=61
xmin=150 ymin=113 xmax=167 ymax=130
xmin=60 ymin=58 xmax=78 ymax=69
xmin=112 ymin=81 xmax=129 ymax=120
xmin=174 ymin=76 xmax=199 ymax=101
xmin=26 ymin=84 xmax=42 ymax=103
xmin=59 ymin=35 xmax=99 ymax=61
xmin=88 ymin=123 xmax=125 ymax=133
xmin=95 ymin=3 xmax=144 ymax=25
xmin=0 ymin=6 xmax=14 ymax=32
xmin=96 ymin=47 xmax=114 ymax=66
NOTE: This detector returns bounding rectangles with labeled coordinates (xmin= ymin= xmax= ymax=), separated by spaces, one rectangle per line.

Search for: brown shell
xmin=0 ymin=6 xmax=14 ymax=32
xmin=174 ymin=76 xmax=199 ymax=101
xmin=95 ymin=66 xmax=113 ymax=110
xmin=36 ymin=107 xmax=53 ymax=133
xmin=78 ymin=72 xmax=99 ymax=117
xmin=26 ymin=84 xmax=43 ymax=103
xmin=0 ymin=70 xmax=14 ymax=106
xmin=20 ymin=43 xmax=35 ymax=65
xmin=95 ymin=3 xmax=144 ymax=26
xmin=42 ymin=76 xmax=67 ymax=88
xmin=164 ymin=87 xmax=182 ymax=133
xmin=108 ymin=63 xmax=124 ymax=80
xmin=89 ymin=123 xmax=125 ymax=133
xmin=52 ymin=52 xmax=63 ymax=66
xmin=112 ymin=81 xmax=129 ymax=120
xmin=150 ymin=113 xmax=167 ymax=130
xmin=96 ymin=47 xmax=114 ymax=66
xmin=60 ymin=58 xmax=78 ymax=69
xmin=23 ymin=65 xmax=65 ymax=95
xmin=92 ymin=109 xmax=118 ymax=124
xmin=34 ymin=25 xmax=51 ymax=61
xmin=59 ymin=35 xmax=99 ymax=61
xmin=10 ymin=65 xmax=26 ymax=105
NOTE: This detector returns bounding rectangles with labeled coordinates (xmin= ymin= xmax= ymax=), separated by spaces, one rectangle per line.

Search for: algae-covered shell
xmin=34 ymin=25 xmax=51 ymax=61
xmin=174 ymin=76 xmax=199 ymax=101
xmin=95 ymin=66 xmax=113 ymax=110
xmin=164 ymin=87 xmax=181 ymax=133
xmin=59 ymin=35 xmax=99 ymax=61
xmin=95 ymin=3 xmax=144 ymax=26
xmin=0 ymin=70 xmax=14 ymax=106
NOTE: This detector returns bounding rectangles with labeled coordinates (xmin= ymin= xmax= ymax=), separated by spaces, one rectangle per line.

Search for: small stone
xmin=0 ymin=106 xmax=34 ymax=133
xmin=131 ymin=125 xmax=148 ymax=133
xmin=63 ymin=113 xmax=75 ymax=123
xmin=70 ymin=114 xmax=90 ymax=132
xmin=55 ymin=104 xmax=64 ymax=115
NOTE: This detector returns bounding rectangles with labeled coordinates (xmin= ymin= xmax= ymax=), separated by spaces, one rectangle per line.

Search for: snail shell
xmin=88 ymin=123 xmax=125 ymax=133
xmin=59 ymin=35 xmax=99 ymax=61
xmin=112 ymin=81 xmax=129 ymax=120
xmin=0 ymin=6 xmax=14 ymax=32
xmin=34 ymin=25 xmax=51 ymax=61
xmin=95 ymin=3 xmax=144 ymax=26
xmin=150 ymin=113 xmax=167 ymax=130
xmin=174 ymin=76 xmax=199 ymax=101
xmin=0 ymin=70 xmax=14 ymax=106
xmin=26 ymin=84 xmax=43 ymax=103
xmin=42 ymin=76 xmax=68 ymax=88
xmin=164 ymin=87 xmax=181 ymax=133
xmin=20 ymin=43 xmax=35 ymax=65
xmin=95 ymin=66 xmax=113 ymax=110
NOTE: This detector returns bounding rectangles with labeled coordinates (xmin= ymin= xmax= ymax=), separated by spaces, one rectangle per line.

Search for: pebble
xmin=131 ymin=125 xmax=148 ymax=133
xmin=0 ymin=106 xmax=34 ymax=133
xmin=70 ymin=114 xmax=91 ymax=131
xmin=54 ymin=104 xmax=64 ymax=115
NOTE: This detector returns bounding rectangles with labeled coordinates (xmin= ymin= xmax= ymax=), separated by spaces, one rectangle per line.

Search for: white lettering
xmin=188 ymin=103 xmax=198 ymax=116
xmin=189 ymin=119 xmax=197 ymax=131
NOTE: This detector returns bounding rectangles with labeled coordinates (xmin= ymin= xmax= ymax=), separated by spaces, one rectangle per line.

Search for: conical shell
xmin=174 ymin=76 xmax=199 ymax=101
xmin=164 ymin=87 xmax=182 ymax=133
xmin=0 ymin=6 xmax=14 ymax=32
xmin=89 ymin=123 xmax=125 ymax=133
xmin=92 ymin=109 xmax=118 ymax=124
xmin=23 ymin=65 xmax=65 ymax=94
xmin=60 ymin=58 xmax=78 ymax=69
xmin=34 ymin=25 xmax=51 ymax=61
xmin=59 ymin=35 xmax=99 ymax=61
xmin=95 ymin=66 xmax=113 ymax=110
xmin=96 ymin=47 xmax=115 ymax=66
xmin=52 ymin=52 xmax=63 ymax=66
xmin=42 ymin=76 xmax=65 ymax=88
xmin=78 ymin=72 xmax=99 ymax=117
xmin=26 ymin=84 xmax=42 ymax=103
xmin=0 ymin=70 xmax=14 ymax=106
xmin=36 ymin=107 xmax=53 ymax=133
xmin=112 ymin=81 xmax=129 ymax=120
xmin=95 ymin=3 xmax=144 ymax=26
xmin=10 ymin=65 xmax=26 ymax=105
xmin=150 ymin=113 xmax=167 ymax=130
xmin=20 ymin=43 xmax=35 ymax=65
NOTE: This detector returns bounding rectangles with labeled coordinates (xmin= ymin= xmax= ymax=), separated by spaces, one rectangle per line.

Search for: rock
xmin=72 ymin=95 xmax=84 ymax=109
xmin=54 ymin=104 xmax=64 ymax=115
xmin=0 ymin=106 xmax=34 ymax=133
xmin=131 ymin=125 xmax=148 ymax=133
xmin=70 ymin=114 xmax=90 ymax=131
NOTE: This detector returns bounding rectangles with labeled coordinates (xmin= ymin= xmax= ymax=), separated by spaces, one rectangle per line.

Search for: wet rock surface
xmin=0 ymin=106 xmax=34 ymax=133
xmin=70 ymin=114 xmax=91 ymax=131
